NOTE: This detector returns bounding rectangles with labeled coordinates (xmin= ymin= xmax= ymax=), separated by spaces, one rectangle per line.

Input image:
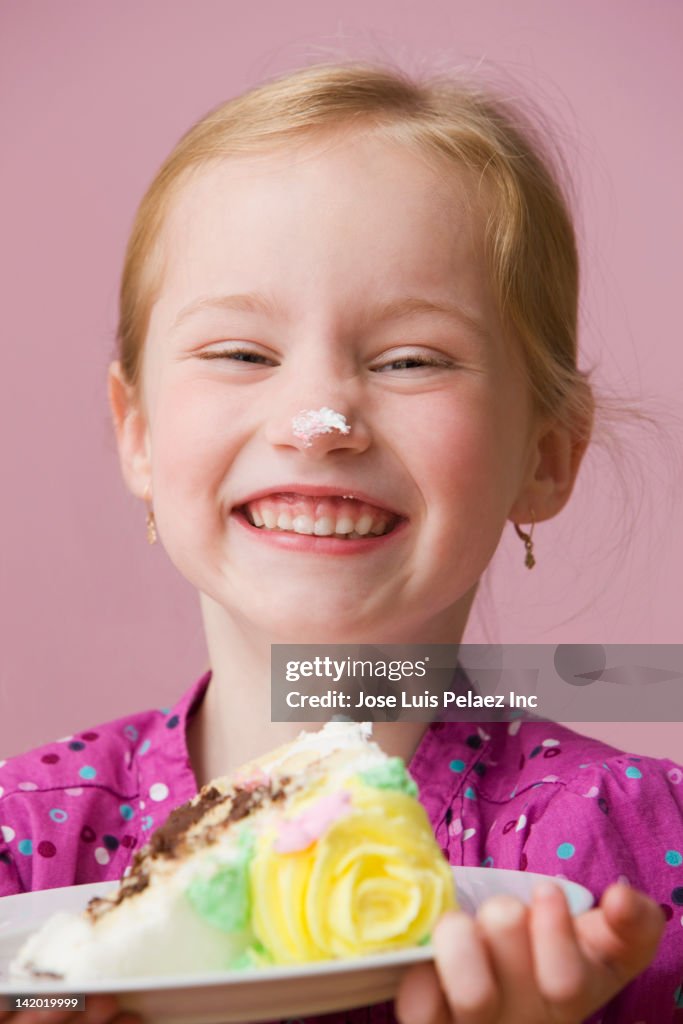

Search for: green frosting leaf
xmin=359 ymin=757 xmax=419 ymax=797
xmin=185 ymin=829 xmax=255 ymax=933
xmin=228 ymin=941 xmax=273 ymax=970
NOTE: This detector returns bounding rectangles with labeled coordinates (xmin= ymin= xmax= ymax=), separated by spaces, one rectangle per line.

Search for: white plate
xmin=0 ymin=868 xmax=593 ymax=1024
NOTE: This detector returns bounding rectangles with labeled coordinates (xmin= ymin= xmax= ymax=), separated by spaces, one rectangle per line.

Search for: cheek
xmin=402 ymin=392 xmax=520 ymax=513
xmin=150 ymin=382 xmax=235 ymax=499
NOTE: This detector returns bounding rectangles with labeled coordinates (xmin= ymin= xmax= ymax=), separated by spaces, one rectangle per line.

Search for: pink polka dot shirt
xmin=1 ymin=670 xmax=682 ymax=1023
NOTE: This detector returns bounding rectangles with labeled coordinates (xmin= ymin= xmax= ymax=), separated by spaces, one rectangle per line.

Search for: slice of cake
xmin=9 ymin=722 xmax=456 ymax=981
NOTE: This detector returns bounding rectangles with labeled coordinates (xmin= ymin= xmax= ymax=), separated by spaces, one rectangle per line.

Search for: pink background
xmin=1 ymin=1 xmax=681 ymax=761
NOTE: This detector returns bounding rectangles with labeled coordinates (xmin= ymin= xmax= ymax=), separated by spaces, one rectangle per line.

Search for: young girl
xmin=1 ymin=60 xmax=680 ymax=1024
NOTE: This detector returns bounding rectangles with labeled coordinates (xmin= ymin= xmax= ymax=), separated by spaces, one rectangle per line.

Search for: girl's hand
xmin=0 ymin=994 xmax=143 ymax=1024
xmin=396 ymin=882 xmax=665 ymax=1024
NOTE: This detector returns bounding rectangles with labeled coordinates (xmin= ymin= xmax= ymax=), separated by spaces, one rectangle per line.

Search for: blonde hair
xmin=116 ymin=58 xmax=593 ymax=441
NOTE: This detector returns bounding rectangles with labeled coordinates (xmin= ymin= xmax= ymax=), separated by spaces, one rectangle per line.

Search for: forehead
xmin=157 ymin=134 xmax=491 ymax=302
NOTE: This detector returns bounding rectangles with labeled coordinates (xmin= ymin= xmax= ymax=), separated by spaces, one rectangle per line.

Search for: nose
xmin=265 ymin=400 xmax=371 ymax=458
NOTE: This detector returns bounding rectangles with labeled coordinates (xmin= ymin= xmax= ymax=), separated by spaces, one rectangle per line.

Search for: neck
xmin=186 ymin=586 xmax=477 ymax=790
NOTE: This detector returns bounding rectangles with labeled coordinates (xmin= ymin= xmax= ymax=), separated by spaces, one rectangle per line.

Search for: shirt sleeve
xmin=0 ymin=798 xmax=25 ymax=897
xmin=520 ymin=755 xmax=683 ymax=1024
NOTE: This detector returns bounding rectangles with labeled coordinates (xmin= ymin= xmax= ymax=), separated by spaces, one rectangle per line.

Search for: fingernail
xmin=533 ymin=881 xmax=560 ymax=901
xmin=479 ymin=895 xmax=525 ymax=927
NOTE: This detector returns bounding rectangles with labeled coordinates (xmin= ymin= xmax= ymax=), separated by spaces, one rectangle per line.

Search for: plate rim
xmin=0 ymin=865 xmax=594 ymax=995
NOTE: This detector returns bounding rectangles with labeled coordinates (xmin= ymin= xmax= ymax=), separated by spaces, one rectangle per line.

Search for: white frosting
xmin=291 ymin=407 xmax=351 ymax=447
xmin=258 ymin=720 xmax=376 ymax=773
xmin=10 ymin=881 xmax=251 ymax=981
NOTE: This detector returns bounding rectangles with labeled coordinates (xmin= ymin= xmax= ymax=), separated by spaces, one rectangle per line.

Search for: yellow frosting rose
xmin=250 ymin=779 xmax=455 ymax=964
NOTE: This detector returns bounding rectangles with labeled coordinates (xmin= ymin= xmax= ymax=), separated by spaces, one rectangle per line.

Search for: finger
xmin=84 ymin=994 xmax=134 ymax=1024
xmin=396 ymin=962 xmax=451 ymax=1024
xmin=477 ymin=895 xmax=541 ymax=1015
xmin=432 ymin=911 xmax=500 ymax=1024
xmin=530 ymin=883 xmax=589 ymax=1016
xmin=576 ymin=883 xmax=666 ymax=981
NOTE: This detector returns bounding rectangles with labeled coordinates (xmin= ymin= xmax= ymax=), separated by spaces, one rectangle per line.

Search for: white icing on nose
xmin=291 ymin=407 xmax=351 ymax=447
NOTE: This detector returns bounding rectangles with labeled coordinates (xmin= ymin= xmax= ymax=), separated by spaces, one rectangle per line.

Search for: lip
xmin=232 ymin=484 xmax=406 ymax=518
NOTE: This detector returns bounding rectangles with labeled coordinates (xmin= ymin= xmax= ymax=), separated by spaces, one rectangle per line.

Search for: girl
xmin=1 ymin=60 xmax=680 ymax=1024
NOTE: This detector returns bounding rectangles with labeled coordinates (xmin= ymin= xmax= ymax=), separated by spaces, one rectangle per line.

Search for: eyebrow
xmin=172 ymin=291 xmax=489 ymax=340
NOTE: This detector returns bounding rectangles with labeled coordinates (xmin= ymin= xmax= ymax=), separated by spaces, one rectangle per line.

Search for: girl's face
xmin=124 ymin=133 xmax=541 ymax=640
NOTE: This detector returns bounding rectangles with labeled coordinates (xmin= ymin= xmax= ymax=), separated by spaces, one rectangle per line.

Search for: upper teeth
xmin=242 ymin=494 xmax=395 ymax=538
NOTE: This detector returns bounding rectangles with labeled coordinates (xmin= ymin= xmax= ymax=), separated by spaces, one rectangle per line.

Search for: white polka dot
xmin=668 ymin=767 xmax=683 ymax=785
xmin=0 ymin=786 xmax=3 ymax=798
xmin=0 ymin=760 xmax=6 ymax=768
xmin=477 ymin=727 xmax=491 ymax=741
xmin=463 ymin=828 xmax=477 ymax=841
xmin=18 ymin=782 xmax=38 ymax=791
xmin=584 ymin=786 xmax=600 ymax=798
xmin=516 ymin=814 xmax=527 ymax=832
xmin=149 ymin=783 xmax=169 ymax=803
xmin=95 ymin=847 xmax=110 ymax=865
xmin=1 ymin=825 xmax=15 ymax=843
xmin=56 ymin=736 xmax=73 ymax=743
xmin=542 ymin=738 xmax=560 ymax=747
xmin=65 ymin=788 xmax=83 ymax=796
xmin=139 ymin=800 xmax=146 ymax=809
xmin=542 ymin=775 xmax=559 ymax=783
xmin=449 ymin=817 xmax=463 ymax=837
xmin=508 ymin=719 xmax=522 ymax=736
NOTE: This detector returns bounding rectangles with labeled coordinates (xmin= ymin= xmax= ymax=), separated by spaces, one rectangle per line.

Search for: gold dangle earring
xmin=513 ymin=510 xmax=536 ymax=569
xmin=144 ymin=484 xmax=157 ymax=545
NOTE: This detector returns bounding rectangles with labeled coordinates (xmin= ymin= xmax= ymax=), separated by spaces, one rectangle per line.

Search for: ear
xmin=107 ymin=360 xmax=152 ymax=500
xmin=509 ymin=386 xmax=594 ymax=526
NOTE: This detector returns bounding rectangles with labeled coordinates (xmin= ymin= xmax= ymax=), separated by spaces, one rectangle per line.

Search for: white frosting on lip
xmin=291 ymin=407 xmax=351 ymax=447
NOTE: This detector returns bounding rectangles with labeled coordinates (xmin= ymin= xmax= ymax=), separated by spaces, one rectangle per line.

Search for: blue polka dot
xmin=529 ymin=745 xmax=542 ymax=758
xmin=138 ymin=739 xmax=151 ymax=756
xmin=665 ymin=850 xmax=683 ymax=867
xmin=49 ymin=808 xmax=68 ymax=824
xmin=481 ymin=856 xmax=494 ymax=867
xmin=449 ymin=759 xmax=466 ymax=773
xmin=159 ymin=707 xmax=170 ymax=715
xmin=625 ymin=766 xmax=642 ymax=779
xmin=17 ymin=840 xmax=33 ymax=856
xmin=124 ymin=725 xmax=139 ymax=742
xmin=68 ymin=741 xmax=85 ymax=752
xmin=557 ymin=842 xmax=575 ymax=860
xmin=119 ymin=804 xmax=134 ymax=821
xmin=79 ymin=765 xmax=97 ymax=780
xmin=141 ymin=815 xmax=153 ymax=831
xmin=464 ymin=787 xmax=477 ymax=800
xmin=166 ymin=715 xmax=179 ymax=730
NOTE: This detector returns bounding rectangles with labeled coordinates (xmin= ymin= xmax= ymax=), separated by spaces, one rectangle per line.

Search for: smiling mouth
xmin=235 ymin=493 xmax=402 ymax=540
